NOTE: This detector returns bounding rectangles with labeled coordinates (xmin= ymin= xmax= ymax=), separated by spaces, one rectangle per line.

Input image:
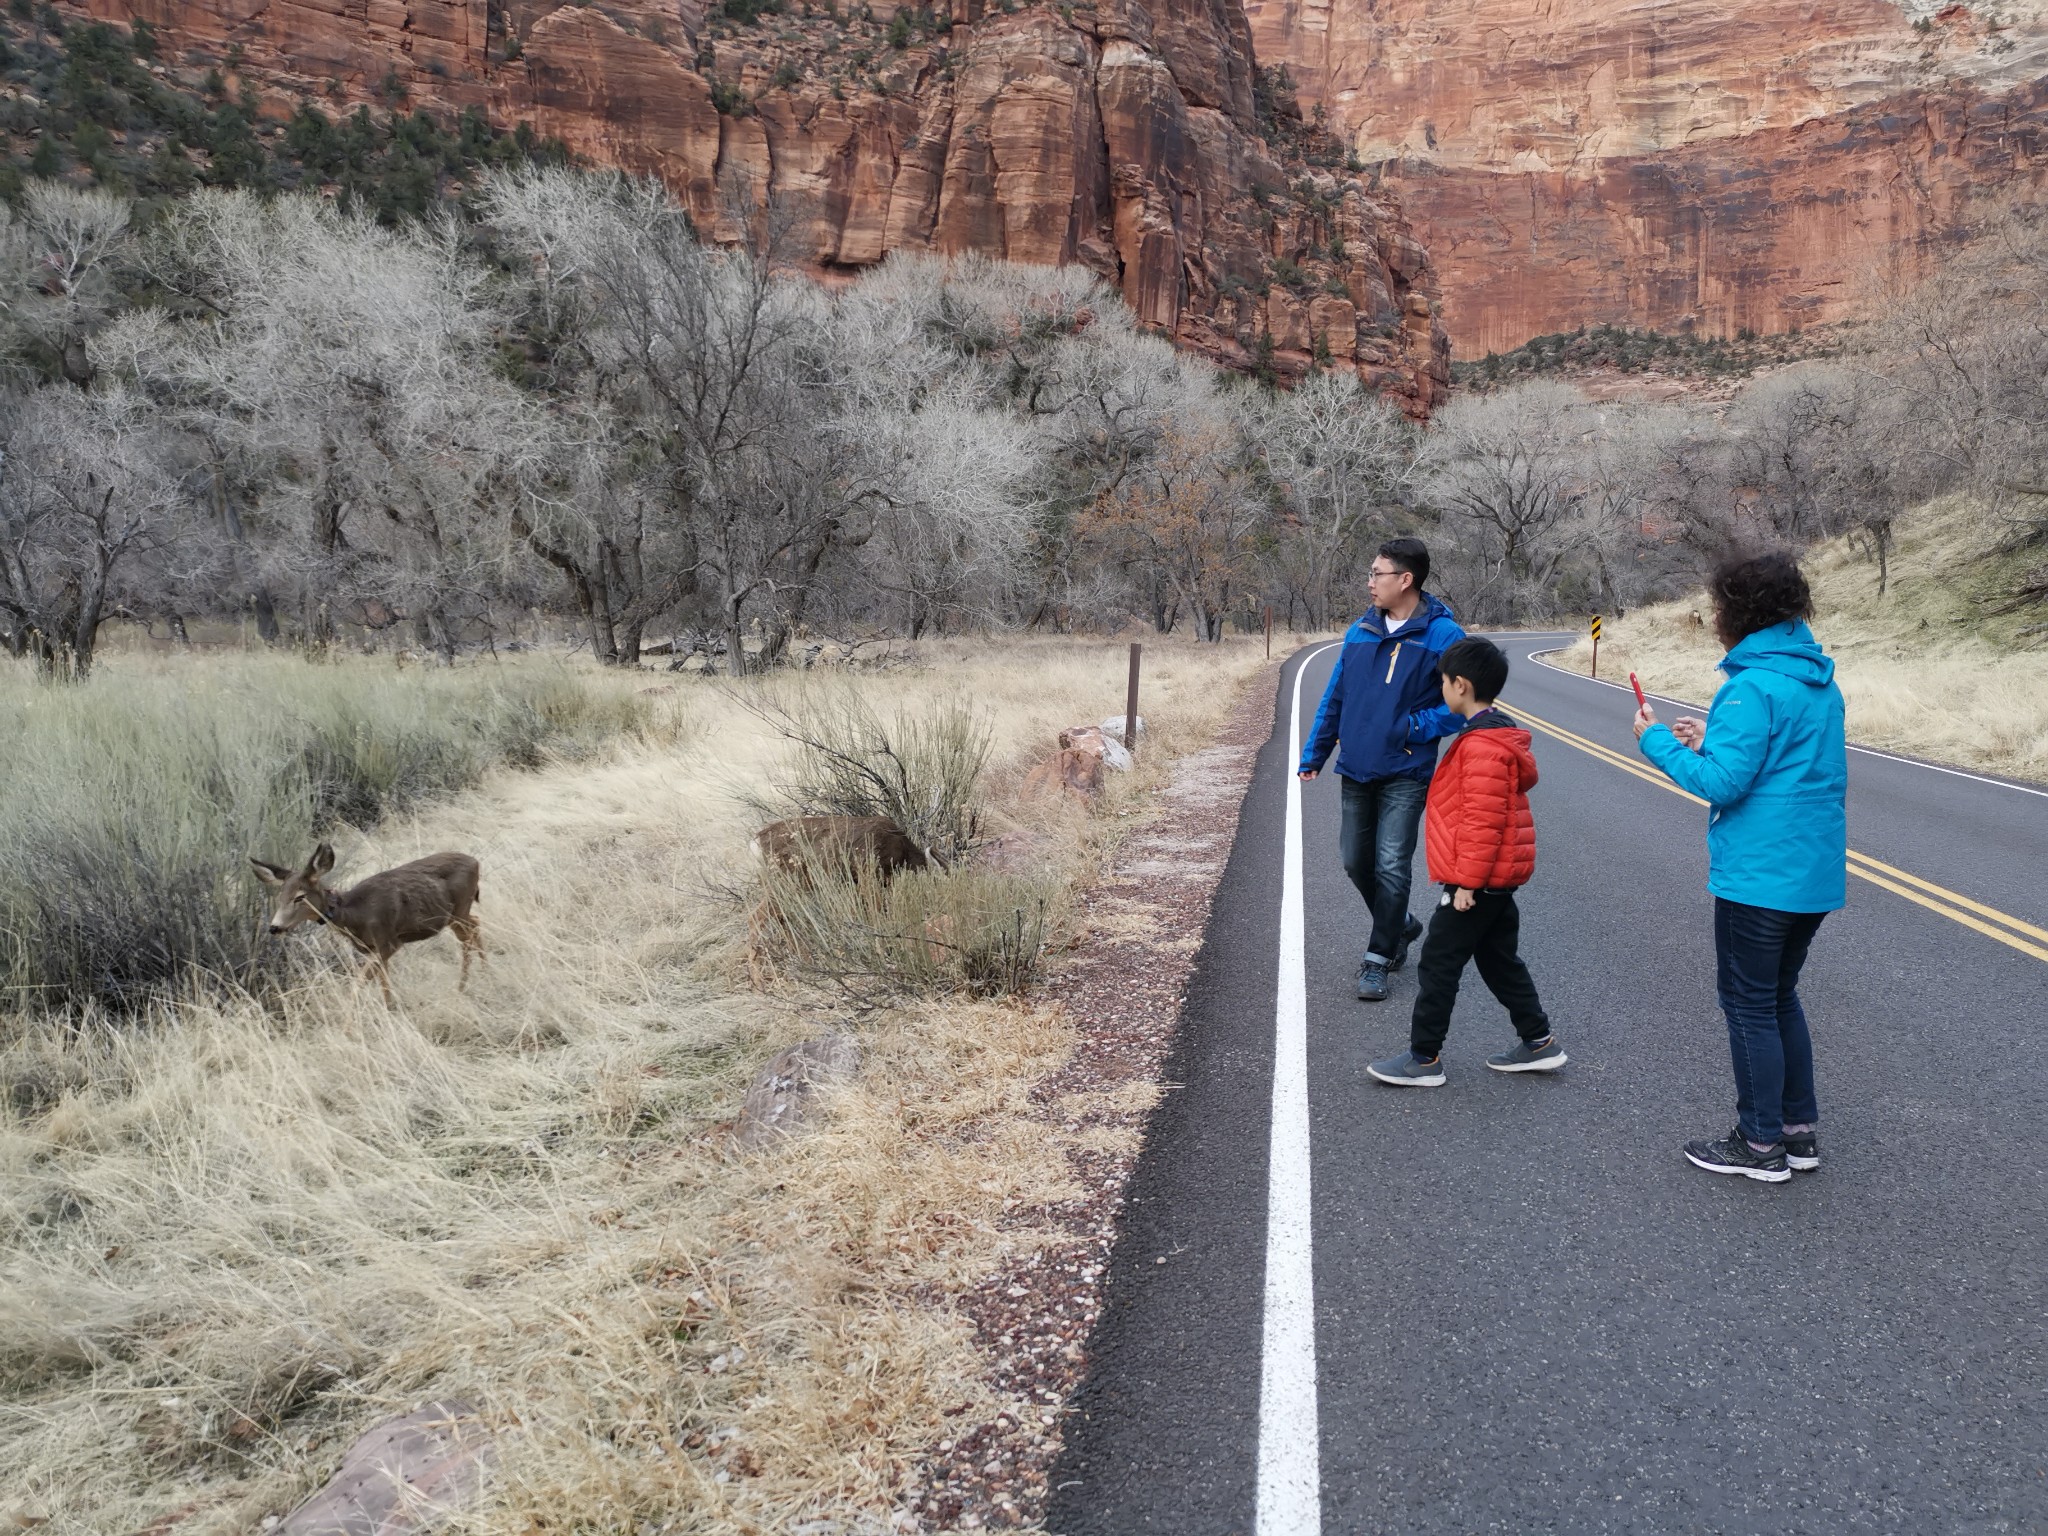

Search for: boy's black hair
xmin=1710 ymin=550 xmax=1812 ymax=644
xmin=1438 ymin=635 xmax=1509 ymax=702
xmin=1377 ymin=536 xmax=1431 ymax=591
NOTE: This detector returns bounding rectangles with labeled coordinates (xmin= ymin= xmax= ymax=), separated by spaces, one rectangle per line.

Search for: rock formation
xmin=1244 ymin=0 xmax=2048 ymax=354
xmin=82 ymin=0 xmax=1450 ymax=409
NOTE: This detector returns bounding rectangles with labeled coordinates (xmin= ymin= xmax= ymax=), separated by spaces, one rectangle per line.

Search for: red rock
xmin=1246 ymin=0 xmax=2048 ymax=354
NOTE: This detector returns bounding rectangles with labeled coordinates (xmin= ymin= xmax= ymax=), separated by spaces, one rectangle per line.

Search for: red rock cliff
xmin=1244 ymin=0 xmax=2048 ymax=355
xmin=83 ymin=0 xmax=1450 ymax=408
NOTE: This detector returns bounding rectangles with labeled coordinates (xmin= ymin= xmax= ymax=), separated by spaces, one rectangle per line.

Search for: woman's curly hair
xmin=1710 ymin=551 xmax=1813 ymax=645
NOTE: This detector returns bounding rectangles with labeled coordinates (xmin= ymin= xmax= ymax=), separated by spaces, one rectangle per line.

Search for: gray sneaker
xmin=1355 ymin=959 xmax=1390 ymax=1002
xmin=1367 ymin=1051 xmax=1445 ymax=1087
xmin=1486 ymin=1036 xmax=1568 ymax=1073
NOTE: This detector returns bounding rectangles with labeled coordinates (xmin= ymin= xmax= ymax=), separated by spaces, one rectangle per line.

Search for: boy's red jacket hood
xmin=1425 ymin=711 xmax=1539 ymax=890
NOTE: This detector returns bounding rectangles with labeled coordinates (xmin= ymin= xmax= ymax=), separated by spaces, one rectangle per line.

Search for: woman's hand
xmin=1672 ymin=716 xmax=1707 ymax=750
xmin=1632 ymin=703 xmax=1657 ymax=740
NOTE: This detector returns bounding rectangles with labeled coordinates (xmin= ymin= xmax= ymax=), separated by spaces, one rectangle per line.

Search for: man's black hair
xmin=1438 ymin=635 xmax=1509 ymax=703
xmin=1377 ymin=537 xmax=1431 ymax=591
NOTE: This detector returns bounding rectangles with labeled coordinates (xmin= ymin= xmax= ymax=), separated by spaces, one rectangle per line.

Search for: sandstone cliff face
xmin=1245 ymin=0 xmax=2048 ymax=354
xmin=86 ymin=0 xmax=1449 ymax=409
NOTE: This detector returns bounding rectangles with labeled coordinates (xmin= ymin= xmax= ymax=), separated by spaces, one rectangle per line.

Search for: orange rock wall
xmin=1244 ymin=0 xmax=2048 ymax=355
xmin=81 ymin=0 xmax=1450 ymax=408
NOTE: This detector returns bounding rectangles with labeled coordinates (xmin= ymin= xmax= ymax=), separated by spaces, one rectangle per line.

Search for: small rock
xmin=1099 ymin=713 xmax=1146 ymax=742
xmin=1021 ymin=747 xmax=1103 ymax=801
xmin=734 ymin=1033 xmax=861 ymax=1150
xmin=277 ymin=1400 xmax=492 ymax=1536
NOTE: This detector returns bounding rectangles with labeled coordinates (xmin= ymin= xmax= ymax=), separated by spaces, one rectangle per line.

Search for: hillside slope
xmin=1549 ymin=501 xmax=2048 ymax=781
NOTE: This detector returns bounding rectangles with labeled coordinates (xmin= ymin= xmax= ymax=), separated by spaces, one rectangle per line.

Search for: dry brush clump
xmin=0 ymin=633 xmax=1272 ymax=1535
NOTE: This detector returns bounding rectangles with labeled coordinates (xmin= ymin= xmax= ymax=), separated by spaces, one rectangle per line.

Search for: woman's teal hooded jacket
xmin=1637 ymin=620 xmax=1848 ymax=913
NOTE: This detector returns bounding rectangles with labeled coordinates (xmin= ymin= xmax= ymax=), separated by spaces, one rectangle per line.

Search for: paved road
xmin=1049 ymin=634 xmax=2048 ymax=1536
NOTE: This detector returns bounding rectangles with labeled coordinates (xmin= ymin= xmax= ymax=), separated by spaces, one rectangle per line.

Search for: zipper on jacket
xmin=1385 ymin=641 xmax=1402 ymax=684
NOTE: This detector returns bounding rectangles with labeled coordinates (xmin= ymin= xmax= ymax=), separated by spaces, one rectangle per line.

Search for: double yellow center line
xmin=1503 ymin=699 xmax=2048 ymax=966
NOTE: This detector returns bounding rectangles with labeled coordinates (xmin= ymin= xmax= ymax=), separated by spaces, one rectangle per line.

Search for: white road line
xmin=1520 ymin=644 xmax=2048 ymax=799
xmin=1257 ymin=641 xmax=1337 ymax=1536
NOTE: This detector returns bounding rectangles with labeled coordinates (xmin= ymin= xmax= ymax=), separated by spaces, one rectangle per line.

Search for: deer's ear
xmin=250 ymin=858 xmax=288 ymax=886
xmin=309 ymin=843 xmax=337 ymax=876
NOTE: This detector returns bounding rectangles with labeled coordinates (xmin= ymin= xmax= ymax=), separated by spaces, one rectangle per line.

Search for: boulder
xmin=1022 ymin=747 xmax=1104 ymax=801
xmin=734 ymin=1033 xmax=862 ymax=1150
xmin=1060 ymin=724 xmax=1133 ymax=773
xmin=1099 ymin=713 xmax=1148 ymax=742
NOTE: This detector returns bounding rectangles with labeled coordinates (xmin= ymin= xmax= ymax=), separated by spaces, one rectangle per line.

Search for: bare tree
xmin=0 ymin=387 xmax=199 ymax=677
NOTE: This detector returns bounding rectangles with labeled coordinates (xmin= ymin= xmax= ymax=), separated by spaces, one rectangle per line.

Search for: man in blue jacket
xmin=1298 ymin=538 xmax=1468 ymax=1001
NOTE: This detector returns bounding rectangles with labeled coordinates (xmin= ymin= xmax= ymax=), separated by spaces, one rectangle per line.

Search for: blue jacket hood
xmin=1722 ymin=620 xmax=1835 ymax=688
xmin=1358 ymin=591 xmax=1459 ymax=642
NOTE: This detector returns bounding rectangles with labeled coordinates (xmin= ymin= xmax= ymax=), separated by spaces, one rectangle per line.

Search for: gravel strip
xmin=907 ymin=659 xmax=1283 ymax=1532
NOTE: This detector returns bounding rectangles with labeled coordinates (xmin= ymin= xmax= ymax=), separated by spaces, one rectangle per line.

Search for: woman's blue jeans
xmin=1338 ymin=773 xmax=1429 ymax=963
xmin=1714 ymin=897 xmax=1826 ymax=1146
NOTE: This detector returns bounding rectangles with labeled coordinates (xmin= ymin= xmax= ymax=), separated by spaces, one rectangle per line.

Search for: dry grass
xmin=1549 ymin=499 xmax=2048 ymax=781
xmin=0 ymin=632 xmax=1274 ymax=1534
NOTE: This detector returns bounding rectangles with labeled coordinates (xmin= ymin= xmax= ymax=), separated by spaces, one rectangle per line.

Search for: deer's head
xmin=250 ymin=843 xmax=338 ymax=933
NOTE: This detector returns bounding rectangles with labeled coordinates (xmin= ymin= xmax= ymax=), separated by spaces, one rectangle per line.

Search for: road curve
xmin=1048 ymin=633 xmax=2048 ymax=1536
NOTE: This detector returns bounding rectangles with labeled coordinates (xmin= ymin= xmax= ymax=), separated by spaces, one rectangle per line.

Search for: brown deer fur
xmin=252 ymin=843 xmax=484 ymax=1003
xmin=751 ymin=815 xmax=933 ymax=886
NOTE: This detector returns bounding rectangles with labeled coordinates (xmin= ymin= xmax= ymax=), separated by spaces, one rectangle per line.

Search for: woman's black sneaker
xmin=1683 ymin=1128 xmax=1791 ymax=1183
xmin=1782 ymin=1131 xmax=1819 ymax=1172
xmin=1355 ymin=959 xmax=1390 ymax=1001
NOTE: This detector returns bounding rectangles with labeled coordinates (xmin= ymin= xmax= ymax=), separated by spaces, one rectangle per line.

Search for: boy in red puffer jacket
xmin=1368 ymin=637 xmax=1565 ymax=1087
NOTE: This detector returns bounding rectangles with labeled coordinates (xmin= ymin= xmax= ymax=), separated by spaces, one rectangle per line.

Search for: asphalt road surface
xmin=1048 ymin=633 xmax=2048 ymax=1536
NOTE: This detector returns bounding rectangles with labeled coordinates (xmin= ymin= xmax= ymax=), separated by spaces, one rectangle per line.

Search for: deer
xmin=251 ymin=843 xmax=484 ymax=1003
xmin=750 ymin=815 xmax=940 ymax=887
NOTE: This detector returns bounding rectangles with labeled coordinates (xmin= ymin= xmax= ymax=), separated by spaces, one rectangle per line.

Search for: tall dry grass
xmin=1549 ymin=499 xmax=2048 ymax=780
xmin=0 ymin=633 xmax=1274 ymax=1534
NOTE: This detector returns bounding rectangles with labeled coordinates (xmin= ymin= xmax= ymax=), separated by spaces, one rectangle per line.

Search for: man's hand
xmin=1298 ymin=769 xmax=1318 ymax=781
xmin=1452 ymin=886 xmax=1476 ymax=912
xmin=1632 ymin=704 xmax=1658 ymax=740
xmin=1672 ymin=715 xmax=1706 ymax=750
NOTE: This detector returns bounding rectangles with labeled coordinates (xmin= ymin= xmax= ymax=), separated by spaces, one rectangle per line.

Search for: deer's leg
xmin=451 ymin=915 xmax=483 ymax=989
xmin=370 ymin=948 xmax=396 ymax=1006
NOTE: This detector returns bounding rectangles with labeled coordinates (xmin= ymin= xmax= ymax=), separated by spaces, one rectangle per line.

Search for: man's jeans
xmin=1409 ymin=889 xmax=1551 ymax=1058
xmin=1338 ymin=773 xmax=1428 ymax=963
xmin=1715 ymin=897 xmax=1826 ymax=1146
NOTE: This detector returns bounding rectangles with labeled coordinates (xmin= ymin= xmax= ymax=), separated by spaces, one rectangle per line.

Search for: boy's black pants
xmin=1410 ymin=887 xmax=1551 ymax=1058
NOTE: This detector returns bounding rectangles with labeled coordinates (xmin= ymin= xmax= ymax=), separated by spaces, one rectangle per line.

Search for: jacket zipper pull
xmin=1385 ymin=641 xmax=1402 ymax=685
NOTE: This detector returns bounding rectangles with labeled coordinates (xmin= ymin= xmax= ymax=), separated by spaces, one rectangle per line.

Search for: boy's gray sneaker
xmin=1367 ymin=1051 xmax=1445 ymax=1087
xmin=1486 ymin=1036 xmax=1568 ymax=1073
xmin=1355 ymin=959 xmax=1390 ymax=1001
xmin=1783 ymin=1131 xmax=1819 ymax=1171
xmin=1387 ymin=914 xmax=1426 ymax=972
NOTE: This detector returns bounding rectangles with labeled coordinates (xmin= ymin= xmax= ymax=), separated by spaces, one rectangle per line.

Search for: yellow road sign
xmin=1591 ymin=616 xmax=1603 ymax=640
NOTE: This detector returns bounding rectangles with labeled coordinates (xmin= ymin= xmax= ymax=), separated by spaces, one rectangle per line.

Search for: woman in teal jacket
xmin=1633 ymin=552 xmax=1848 ymax=1184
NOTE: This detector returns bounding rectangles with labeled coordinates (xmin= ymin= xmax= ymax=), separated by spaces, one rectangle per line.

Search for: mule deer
xmin=750 ymin=815 xmax=938 ymax=886
xmin=251 ymin=843 xmax=484 ymax=1003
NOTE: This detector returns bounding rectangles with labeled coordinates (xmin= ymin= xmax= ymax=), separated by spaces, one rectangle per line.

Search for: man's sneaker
xmin=1486 ymin=1036 xmax=1568 ymax=1073
xmin=1683 ymin=1128 xmax=1791 ymax=1184
xmin=1782 ymin=1131 xmax=1820 ymax=1172
xmin=1355 ymin=959 xmax=1390 ymax=1002
xmin=1367 ymin=1051 xmax=1445 ymax=1088
xmin=1387 ymin=914 xmax=1426 ymax=972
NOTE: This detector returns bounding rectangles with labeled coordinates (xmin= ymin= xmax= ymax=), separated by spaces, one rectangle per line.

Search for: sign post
xmin=1590 ymin=615 xmax=1603 ymax=679
xmin=1264 ymin=604 xmax=1273 ymax=660
xmin=1124 ymin=643 xmax=1142 ymax=752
